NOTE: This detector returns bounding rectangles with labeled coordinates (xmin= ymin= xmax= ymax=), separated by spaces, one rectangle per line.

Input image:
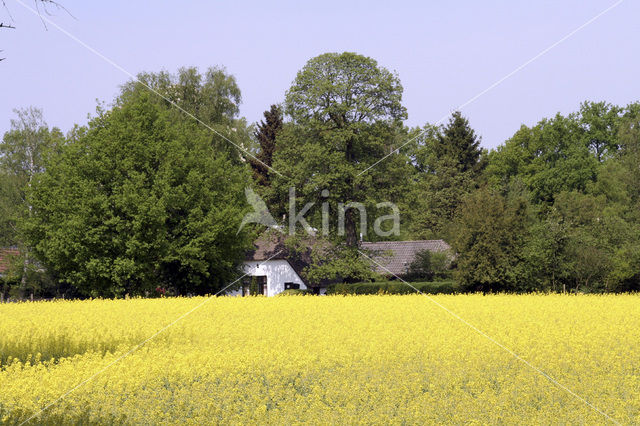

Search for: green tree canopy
xmin=452 ymin=188 xmax=531 ymax=292
xmin=249 ymin=104 xmax=283 ymax=188
xmin=118 ymin=66 xmax=253 ymax=163
xmin=0 ymin=107 xmax=64 ymax=297
xmin=272 ymin=52 xmax=410 ymax=248
xmin=407 ymin=112 xmax=486 ymax=239
xmin=26 ymin=87 xmax=251 ymax=297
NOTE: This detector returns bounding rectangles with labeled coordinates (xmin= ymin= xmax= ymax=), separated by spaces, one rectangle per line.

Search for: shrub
xmin=326 ymin=280 xmax=458 ymax=295
xmin=405 ymin=250 xmax=451 ymax=281
xmin=276 ymin=289 xmax=312 ymax=296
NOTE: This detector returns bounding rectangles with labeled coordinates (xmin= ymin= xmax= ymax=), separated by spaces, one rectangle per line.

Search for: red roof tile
xmin=0 ymin=248 xmax=19 ymax=274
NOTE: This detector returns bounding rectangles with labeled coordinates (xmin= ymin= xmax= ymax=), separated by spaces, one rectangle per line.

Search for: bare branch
xmin=36 ymin=0 xmax=75 ymax=22
xmin=1 ymin=1 xmax=73 ymax=61
xmin=2 ymin=0 xmax=15 ymax=22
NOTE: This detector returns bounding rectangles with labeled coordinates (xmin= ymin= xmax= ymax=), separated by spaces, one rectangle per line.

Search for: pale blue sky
xmin=1 ymin=0 xmax=638 ymax=149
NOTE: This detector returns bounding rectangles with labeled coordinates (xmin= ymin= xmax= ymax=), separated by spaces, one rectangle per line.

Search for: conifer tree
xmin=433 ymin=111 xmax=485 ymax=175
xmin=250 ymin=105 xmax=282 ymax=187
xmin=409 ymin=112 xmax=485 ymax=239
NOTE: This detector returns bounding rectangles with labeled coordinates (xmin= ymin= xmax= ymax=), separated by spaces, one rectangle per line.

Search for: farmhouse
xmin=231 ymin=236 xmax=451 ymax=296
xmin=226 ymin=235 xmax=313 ymax=296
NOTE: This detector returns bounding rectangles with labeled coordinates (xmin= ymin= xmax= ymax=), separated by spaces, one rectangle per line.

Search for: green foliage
xmin=26 ymin=82 xmax=252 ymax=297
xmin=0 ymin=107 xmax=64 ymax=297
xmin=486 ymin=102 xmax=632 ymax=205
xmin=326 ymin=280 xmax=457 ymax=295
xmin=271 ymin=52 xmax=411 ymax=248
xmin=276 ymin=289 xmax=311 ymax=296
xmin=432 ymin=111 xmax=486 ymax=175
xmin=248 ymin=276 xmax=260 ymax=296
xmin=0 ymin=172 xmax=22 ymax=247
xmin=303 ymin=242 xmax=378 ymax=285
xmin=452 ymin=188 xmax=531 ymax=292
xmin=579 ymin=101 xmax=623 ymax=162
xmin=521 ymin=212 xmax=571 ymax=292
xmin=408 ymin=112 xmax=486 ymax=239
xmin=118 ymin=67 xmax=252 ymax=162
xmin=249 ymin=104 xmax=283 ymax=188
xmin=120 ymin=66 xmax=242 ymax=127
xmin=473 ymin=101 xmax=640 ymax=293
xmin=405 ymin=249 xmax=451 ymax=281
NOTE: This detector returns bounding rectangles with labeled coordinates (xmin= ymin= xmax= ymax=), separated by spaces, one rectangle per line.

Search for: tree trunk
xmin=18 ymin=250 xmax=28 ymax=300
xmin=345 ymin=208 xmax=358 ymax=248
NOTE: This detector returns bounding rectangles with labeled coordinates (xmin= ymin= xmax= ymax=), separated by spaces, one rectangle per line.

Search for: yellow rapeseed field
xmin=0 ymin=294 xmax=639 ymax=424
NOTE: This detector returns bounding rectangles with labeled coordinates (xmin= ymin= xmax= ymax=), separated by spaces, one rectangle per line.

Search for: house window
xmin=284 ymin=282 xmax=300 ymax=290
xmin=243 ymin=276 xmax=267 ymax=296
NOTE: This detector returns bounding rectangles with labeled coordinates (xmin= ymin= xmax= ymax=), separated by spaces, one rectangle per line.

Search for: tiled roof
xmin=360 ymin=240 xmax=451 ymax=276
xmin=0 ymin=248 xmax=19 ymax=275
xmin=245 ymin=236 xmax=451 ymax=283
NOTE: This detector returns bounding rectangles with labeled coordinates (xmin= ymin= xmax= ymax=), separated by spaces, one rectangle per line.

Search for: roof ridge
xmin=361 ymin=239 xmax=445 ymax=244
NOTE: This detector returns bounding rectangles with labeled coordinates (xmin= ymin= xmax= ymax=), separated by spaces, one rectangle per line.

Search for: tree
xmin=249 ymin=104 xmax=282 ymax=187
xmin=408 ymin=112 xmax=486 ymax=238
xmin=118 ymin=67 xmax=252 ymax=163
xmin=272 ymin=52 xmax=409 ymax=250
xmin=432 ymin=111 xmax=486 ymax=175
xmin=579 ymin=101 xmax=623 ymax=163
xmin=452 ymin=188 xmax=531 ymax=292
xmin=303 ymin=241 xmax=378 ymax=286
xmin=0 ymin=107 xmax=63 ymax=297
xmin=26 ymin=88 xmax=252 ymax=297
xmin=617 ymin=104 xmax=640 ymax=204
xmin=123 ymin=67 xmax=242 ymax=126
xmin=522 ymin=211 xmax=571 ymax=292
xmin=0 ymin=172 xmax=21 ymax=246
xmin=486 ymin=113 xmax=599 ymax=205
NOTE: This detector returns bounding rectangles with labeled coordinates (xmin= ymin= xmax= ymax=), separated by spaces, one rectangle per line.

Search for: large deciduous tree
xmin=485 ymin=102 xmax=631 ymax=205
xmin=272 ymin=52 xmax=409 ymax=247
xmin=0 ymin=107 xmax=63 ymax=297
xmin=119 ymin=66 xmax=253 ymax=162
xmin=26 ymin=75 xmax=252 ymax=297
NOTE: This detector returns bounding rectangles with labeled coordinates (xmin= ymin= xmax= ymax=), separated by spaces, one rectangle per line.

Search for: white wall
xmin=226 ymin=259 xmax=307 ymax=297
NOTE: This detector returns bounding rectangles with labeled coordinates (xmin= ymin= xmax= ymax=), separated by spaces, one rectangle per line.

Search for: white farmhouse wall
xmin=227 ymin=259 xmax=307 ymax=297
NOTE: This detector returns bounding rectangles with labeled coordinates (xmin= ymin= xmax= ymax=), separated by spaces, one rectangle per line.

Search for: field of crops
xmin=1 ymin=294 xmax=639 ymax=424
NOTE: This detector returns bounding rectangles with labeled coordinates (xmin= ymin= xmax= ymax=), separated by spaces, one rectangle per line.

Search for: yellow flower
xmin=0 ymin=294 xmax=638 ymax=424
